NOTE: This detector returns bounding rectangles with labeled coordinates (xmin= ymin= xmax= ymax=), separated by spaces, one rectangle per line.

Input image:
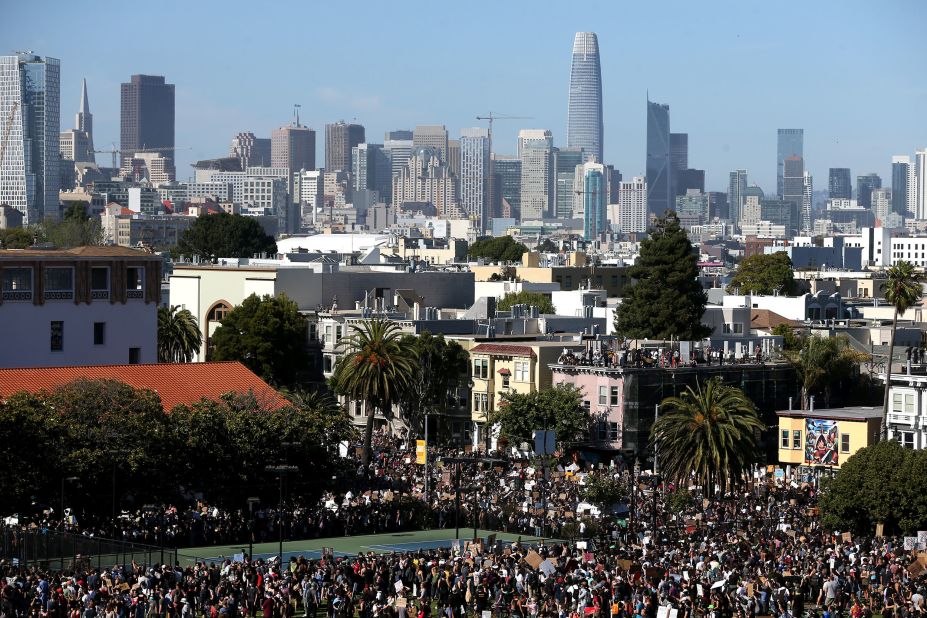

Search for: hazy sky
xmin=5 ymin=0 xmax=926 ymax=193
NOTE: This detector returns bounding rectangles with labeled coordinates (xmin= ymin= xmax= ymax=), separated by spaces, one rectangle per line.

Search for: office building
xmin=670 ymin=133 xmax=688 ymax=173
xmin=872 ymin=187 xmax=892 ymax=222
xmin=856 ymin=173 xmax=882 ymax=210
xmin=392 ymin=148 xmax=460 ymax=217
xmin=582 ymin=162 xmax=606 ymax=240
xmin=728 ymin=169 xmax=748 ymax=228
xmin=447 ymin=139 xmax=461 ymax=180
xmin=707 ymin=191 xmax=729 ymax=221
xmin=272 ymin=124 xmax=316 ymax=173
xmin=614 ymin=176 xmax=647 ymax=234
xmin=802 ymin=171 xmax=813 ymax=234
xmin=120 ymin=75 xmax=174 ymax=166
xmin=675 ymin=168 xmax=705 ymax=197
xmin=352 ymin=143 xmax=390 ymax=203
xmin=413 ymin=125 xmax=449 ymax=162
xmin=892 ymin=155 xmax=912 ymax=216
xmin=230 ymin=132 xmax=271 ymax=169
xmin=917 ymin=150 xmax=927 ymax=220
xmin=646 ymin=98 xmax=671 ymax=217
xmin=459 ymin=128 xmax=489 ymax=230
xmin=554 ymin=147 xmax=585 ymax=219
xmin=606 ymin=165 xmax=621 ymax=204
xmin=782 ymin=156 xmax=804 ymax=221
xmin=384 ymin=138 xmax=413 ymax=182
xmin=518 ymin=129 xmax=554 ymax=221
xmin=60 ymin=129 xmax=91 ymax=165
xmin=293 ymin=169 xmax=323 ymax=226
xmin=325 ymin=121 xmax=365 ymax=172
xmin=567 ymin=32 xmax=604 ymax=164
xmin=0 ymin=53 xmax=60 ymax=225
xmin=675 ymin=190 xmax=709 ymax=228
xmin=777 ymin=129 xmax=803 ymax=197
xmin=829 ymin=168 xmax=852 ymax=199
xmin=385 ymin=130 xmax=413 ymax=141
xmin=493 ymin=155 xmax=522 ymax=220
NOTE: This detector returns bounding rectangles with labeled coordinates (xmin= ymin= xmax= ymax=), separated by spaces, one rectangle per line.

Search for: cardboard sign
xmin=746 ymin=583 xmax=754 ymax=597
xmin=908 ymin=561 xmax=926 ymax=578
xmin=525 ymin=550 xmax=543 ymax=570
xmin=539 ymin=560 xmax=556 ymax=576
xmin=696 ymin=584 xmax=704 ymax=596
xmin=395 ymin=597 xmax=407 ymax=609
xmin=618 ymin=559 xmax=632 ymax=571
xmin=395 ymin=581 xmax=404 ymax=593
xmin=842 ymin=532 xmax=852 ymax=543
xmin=876 ymin=523 xmax=885 ymax=538
xmin=905 ymin=537 xmax=918 ymax=551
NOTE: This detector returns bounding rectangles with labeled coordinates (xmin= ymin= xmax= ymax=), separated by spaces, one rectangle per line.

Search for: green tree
xmin=210 ymin=294 xmax=308 ymax=387
xmin=614 ymin=212 xmax=710 ymax=341
xmin=785 ymin=335 xmax=868 ymax=409
xmin=665 ymin=488 xmax=695 ymax=514
xmin=331 ymin=320 xmax=417 ymax=466
xmin=583 ymin=472 xmax=627 ymax=509
xmin=0 ymin=392 xmax=63 ymax=514
xmin=536 ymin=238 xmax=558 ymax=252
xmin=157 ymin=305 xmax=203 ymax=363
xmin=0 ymin=227 xmax=35 ymax=249
xmin=650 ymin=377 xmax=765 ymax=495
xmin=497 ymin=290 xmax=555 ymax=314
xmin=772 ymin=323 xmax=802 ymax=351
xmin=178 ymin=213 xmax=277 ymax=261
xmin=727 ymin=252 xmax=797 ymax=295
xmin=39 ymin=204 xmax=102 ymax=248
xmin=468 ymin=235 xmax=528 ymax=263
xmin=489 ymin=384 xmax=588 ymax=445
xmin=880 ymin=261 xmax=923 ymax=438
xmin=397 ymin=332 xmax=469 ymax=438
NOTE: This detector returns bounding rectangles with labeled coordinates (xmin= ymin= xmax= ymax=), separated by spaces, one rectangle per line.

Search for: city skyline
xmin=4 ymin=0 xmax=926 ymax=194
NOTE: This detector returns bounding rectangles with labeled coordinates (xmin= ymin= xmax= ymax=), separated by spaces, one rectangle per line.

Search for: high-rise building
xmin=670 ymin=133 xmax=688 ymax=173
xmin=856 ymin=173 xmax=882 ymax=210
xmin=75 ymin=78 xmax=93 ymax=162
xmin=492 ymin=155 xmax=521 ymax=220
xmin=776 ymin=129 xmax=803 ymax=197
xmin=120 ymin=75 xmax=174 ymax=166
xmin=675 ymin=168 xmax=705 ymax=196
xmin=645 ymin=98 xmax=671 ymax=217
xmin=271 ymin=124 xmax=315 ymax=173
xmin=615 ymin=176 xmax=647 ymax=234
xmin=828 ymin=168 xmax=851 ymax=199
xmin=518 ymin=129 xmax=554 ymax=221
xmin=384 ymin=138 xmax=413 ymax=199
xmin=783 ymin=157 xmax=804 ymax=218
xmin=567 ymin=32 xmax=603 ymax=164
xmin=916 ymin=150 xmax=927 ymax=220
xmin=606 ymin=165 xmax=621 ymax=204
xmin=582 ymin=162 xmax=606 ymax=240
xmin=230 ymin=132 xmax=271 ymax=169
xmin=413 ymin=125 xmax=448 ymax=162
xmin=892 ymin=155 xmax=912 ymax=216
xmin=707 ymin=192 xmax=729 ymax=221
xmin=0 ymin=53 xmax=60 ymax=224
xmin=872 ymin=187 xmax=892 ymax=223
xmin=384 ymin=130 xmax=413 ymax=141
xmin=351 ymin=143 xmax=391 ymax=203
xmin=728 ymin=169 xmax=747 ymax=228
xmin=325 ymin=121 xmax=365 ymax=172
xmin=553 ymin=147 xmax=584 ymax=219
xmin=802 ymin=171 xmax=813 ymax=233
xmin=392 ymin=148 xmax=460 ymax=217
xmin=459 ymin=128 xmax=488 ymax=230
xmin=447 ymin=139 xmax=461 ymax=180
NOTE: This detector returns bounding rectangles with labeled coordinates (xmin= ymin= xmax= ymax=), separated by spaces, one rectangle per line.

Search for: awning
xmin=497 ymin=368 xmax=511 ymax=375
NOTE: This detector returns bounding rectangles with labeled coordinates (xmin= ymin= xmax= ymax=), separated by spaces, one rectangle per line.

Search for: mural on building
xmin=805 ymin=418 xmax=839 ymax=465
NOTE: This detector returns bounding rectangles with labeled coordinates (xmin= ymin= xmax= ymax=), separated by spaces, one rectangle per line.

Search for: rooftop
xmin=0 ymin=361 xmax=289 ymax=411
xmin=776 ymin=406 xmax=883 ymax=421
xmin=0 ymin=246 xmax=160 ymax=259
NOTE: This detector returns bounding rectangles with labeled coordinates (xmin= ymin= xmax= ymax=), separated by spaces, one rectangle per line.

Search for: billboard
xmin=805 ymin=418 xmax=839 ymax=466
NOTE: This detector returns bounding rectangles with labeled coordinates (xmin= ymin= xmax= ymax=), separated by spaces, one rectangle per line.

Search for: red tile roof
xmin=470 ymin=343 xmax=536 ymax=358
xmin=0 ymin=361 xmax=290 ymax=411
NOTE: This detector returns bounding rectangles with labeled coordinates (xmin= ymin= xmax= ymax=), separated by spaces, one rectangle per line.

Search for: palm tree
xmin=880 ymin=261 xmax=923 ymax=439
xmin=786 ymin=335 xmax=868 ymax=410
xmin=157 ymin=305 xmax=203 ymax=363
xmin=330 ymin=319 xmax=416 ymax=466
xmin=650 ymin=377 xmax=765 ymax=495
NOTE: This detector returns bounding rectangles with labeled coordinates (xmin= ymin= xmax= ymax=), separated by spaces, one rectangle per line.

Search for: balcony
xmin=1 ymin=290 xmax=32 ymax=301
xmin=126 ymin=290 xmax=144 ymax=299
xmin=44 ymin=290 xmax=74 ymax=301
xmin=91 ymin=289 xmax=110 ymax=300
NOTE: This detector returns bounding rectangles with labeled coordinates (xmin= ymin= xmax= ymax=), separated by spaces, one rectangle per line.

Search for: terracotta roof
xmin=751 ymin=309 xmax=799 ymax=330
xmin=0 ymin=246 xmax=159 ymax=259
xmin=470 ymin=343 xmax=537 ymax=358
xmin=0 ymin=361 xmax=290 ymax=411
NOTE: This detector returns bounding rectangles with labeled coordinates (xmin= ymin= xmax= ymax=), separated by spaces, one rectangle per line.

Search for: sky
xmin=4 ymin=0 xmax=927 ymax=193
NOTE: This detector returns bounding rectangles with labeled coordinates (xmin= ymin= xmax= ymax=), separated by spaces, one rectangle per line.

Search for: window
xmin=335 ymin=325 xmax=343 ymax=342
xmin=792 ymin=430 xmax=801 ymax=449
xmin=598 ymin=386 xmax=607 ymax=405
xmin=208 ymin=302 xmax=231 ymax=323
xmin=514 ymin=361 xmax=529 ymax=382
xmin=308 ymin=324 xmax=317 ymax=341
xmin=473 ymin=358 xmax=489 ymax=379
xmin=841 ymin=433 xmax=850 ymax=453
xmin=781 ymin=430 xmax=789 ymax=449
xmin=722 ymin=323 xmax=744 ymax=334
xmin=44 ymin=268 xmax=74 ymax=297
xmin=583 ymin=400 xmax=591 ymax=414
xmin=501 ymin=374 xmax=510 ymax=389
xmin=597 ymin=422 xmax=607 ymax=441
xmin=128 ymin=348 xmax=141 ymax=364
xmin=325 ymin=325 xmax=332 ymax=342
xmin=354 ymin=401 xmax=363 ymax=417
xmin=609 ymin=422 xmax=619 ymax=441
xmin=610 ymin=386 xmax=619 ymax=406
xmin=126 ymin=267 xmax=144 ymax=294
xmin=93 ymin=322 xmax=105 ymax=345
xmin=893 ymin=392 xmax=903 ymax=413
xmin=91 ymin=267 xmax=109 ymax=291
xmin=900 ymin=431 xmax=915 ymax=449
xmin=3 ymin=267 xmax=32 ymax=291
xmin=905 ymin=393 xmax=916 ymax=414
xmin=50 ymin=321 xmax=63 ymax=352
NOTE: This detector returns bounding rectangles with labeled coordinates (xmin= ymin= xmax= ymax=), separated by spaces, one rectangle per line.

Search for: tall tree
xmin=397 ymin=332 xmax=469 ymax=438
xmin=650 ymin=377 xmax=765 ymax=495
xmin=210 ymin=294 xmax=308 ymax=387
xmin=157 ymin=305 xmax=203 ymax=363
xmin=39 ymin=204 xmax=103 ymax=248
xmin=614 ymin=212 xmax=710 ymax=341
xmin=785 ymin=335 xmax=868 ymax=409
xmin=0 ymin=227 xmax=35 ymax=249
xmin=489 ymin=384 xmax=588 ymax=445
xmin=178 ymin=213 xmax=277 ymax=261
xmin=727 ymin=251 xmax=797 ymax=295
xmin=497 ymin=290 xmax=555 ymax=314
xmin=469 ymin=235 xmax=529 ymax=263
xmin=880 ymin=261 xmax=923 ymax=438
xmin=330 ymin=320 xmax=416 ymax=466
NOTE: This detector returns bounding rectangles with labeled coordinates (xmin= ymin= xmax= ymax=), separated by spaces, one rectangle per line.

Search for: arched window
xmin=207 ymin=301 xmax=232 ymax=323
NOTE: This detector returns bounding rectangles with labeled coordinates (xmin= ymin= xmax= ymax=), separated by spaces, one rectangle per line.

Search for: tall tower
xmin=828 ymin=168 xmax=851 ymax=199
xmin=777 ymin=129 xmax=803 ymax=197
xmin=916 ymin=150 xmax=927 ymax=220
xmin=0 ymin=53 xmax=60 ymax=224
xmin=892 ymin=155 xmax=912 ymax=216
xmin=567 ymin=32 xmax=603 ymax=164
xmin=459 ymin=128 xmax=489 ymax=231
xmin=325 ymin=121 xmax=365 ymax=172
xmin=120 ymin=75 xmax=175 ymax=165
xmin=645 ymin=98 xmax=671 ymax=217
xmin=802 ymin=171 xmax=813 ymax=234
xmin=517 ymin=129 xmax=553 ymax=221
xmin=856 ymin=173 xmax=882 ymax=210
xmin=728 ymin=169 xmax=747 ymax=229
xmin=582 ymin=162 xmax=606 ymax=240
xmin=76 ymin=78 xmax=94 ymax=162
xmin=412 ymin=125 xmax=449 ymax=162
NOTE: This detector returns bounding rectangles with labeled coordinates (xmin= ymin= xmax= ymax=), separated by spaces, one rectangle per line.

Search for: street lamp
xmin=60 ymin=477 xmax=78 ymax=531
xmin=265 ymin=465 xmax=298 ymax=568
xmin=246 ymin=497 xmax=260 ymax=561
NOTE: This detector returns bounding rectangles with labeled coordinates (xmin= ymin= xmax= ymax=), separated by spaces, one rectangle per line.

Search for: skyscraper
xmin=61 ymin=81 xmax=93 ymax=164
xmin=412 ymin=125 xmax=448 ymax=162
xmin=351 ymin=143 xmax=390 ymax=203
xmin=518 ymin=129 xmax=554 ymax=221
xmin=728 ymin=169 xmax=747 ymax=228
xmin=384 ymin=138 xmax=413 ymax=198
xmin=856 ymin=173 xmax=882 ymax=210
xmin=582 ymin=162 xmax=606 ymax=240
xmin=872 ymin=187 xmax=892 ymax=223
xmin=120 ymin=75 xmax=174 ymax=165
xmin=271 ymin=124 xmax=315 ymax=172
xmin=75 ymin=78 xmax=93 ymax=162
xmin=230 ymin=132 xmax=271 ymax=169
xmin=0 ymin=53 xmax=60 ymax=224
xmin=828 ymin=168 xmax=851 ymax=199
xmin=459 ymin=128 xmax=489 ymax=230
xmin=916 ymin=150 xmax=927 ymax=220
xmin=892 ymin=155 xmax=912 ymax=216
xmin=553 ymin=147 xmax=585 ymax=219
xmin=645 ymin=98 xmax=671 ymax=217
xmin=492 ymin=155 xmax=521 ymax=220
xmin=776 ymin=129 xmax=803 ymax=197
xmin=384 ymin=130 xmax=413 ymax=141
xmin=325 ymin=121 xmax=365 ymax=172
xmin=615 ymin=176 xmax=647 ymax=234
xmin=567 ymin=32 xmax=603 ymax=164
xmin=670 ymin=133 xmax=688 ymax=173
xmin=802 ymin=171 xmax=813 ymax=233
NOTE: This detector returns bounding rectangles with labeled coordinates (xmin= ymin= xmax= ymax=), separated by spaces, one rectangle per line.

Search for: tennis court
xmin=178 ymin=528 xmax=556 ymax=565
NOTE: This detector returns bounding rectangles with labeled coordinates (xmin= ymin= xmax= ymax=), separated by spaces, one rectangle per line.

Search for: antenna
xmin=293 ymin=104 xmax=301 ymax=126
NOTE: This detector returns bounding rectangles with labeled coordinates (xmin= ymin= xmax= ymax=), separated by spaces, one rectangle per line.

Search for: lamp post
xmin=246 ymin=497 xmax=260 ymax=561
xmin=265 ymin=465 xmax=297 ymax=568
xmin=60 ymin=477 xmax=78 ymax=531
xmin=442 ymin=456 xmax=505 ymax=540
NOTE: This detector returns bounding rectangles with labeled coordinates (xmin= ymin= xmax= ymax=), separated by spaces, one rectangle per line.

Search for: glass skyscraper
xmin=567 ymin=32 xmax=603 ymax=164
xmin=459 ymin=128 xmax=489 ymax=230
xmin=828 ymin=168 xmax=852 ymax=199
xmin=0 ymin=53 xmax=60 ymax=225
xmin=582 ymin=162 xmax=606 ymax=240
xmin=645 ymin=98 xmax=671 ymax=217
xmin=892 ymin=156 xmax=911 ymax=215
xmin=777 ymin=129 xmax=803 ymax=198
xmin=554 ymin=147 xmax=585 ymax=219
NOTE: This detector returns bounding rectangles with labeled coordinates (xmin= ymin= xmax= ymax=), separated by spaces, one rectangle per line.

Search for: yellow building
xmin=471 ymin=251 xmax=630 ymax=297
xmin=776 ymin=407 xmax=881 ymax=470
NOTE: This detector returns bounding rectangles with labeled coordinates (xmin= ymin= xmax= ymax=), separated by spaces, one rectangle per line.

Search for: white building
xmin=459 ymin=128 xmax=488 ymax=231
xmin=917 ymin=149 xmax=927 ymax=220
xmin=613 ymin=176 xmax=647 ymax=233
xmin=517 ymin=129 xmax=553 ymax=221
xmin=872 ymin=187 xmax=892 ymax=223
xmin=883 ymin=373 xmax=927 ymax=449
xmin=0 ymin=246 xmax=160 ymax=367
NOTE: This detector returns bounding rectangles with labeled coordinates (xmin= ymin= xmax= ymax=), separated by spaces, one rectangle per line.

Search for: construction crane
xmin=0 ymin=102 xmax=18 ymax=173
xmin=475 ymin=113 xmax=532 ymax=232
xmin=92 ymin=144 xmax=192 ymax=173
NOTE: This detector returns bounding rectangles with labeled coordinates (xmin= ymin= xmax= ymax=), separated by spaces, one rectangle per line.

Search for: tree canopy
xmin=614 ymin=212 xmax=710 ymax=341
xmin=157 ymin=305 xmax=202 ymax=362
xmin=489 ymin=384 xmax=588 ymax=446
xmin=583 ymin=472 xmax=626 ymax=509
xmin=497 ymin=290 xmax=555 ymax=314
xmin=178 ymin=213 xmax=277 ymax=261
xmin=727 ymin=252 xmax=797 ymax=295
xmin=0 ymin=227 xmax=35 ymax=249
xmin=39 ymin=203 xmax=103 ymax=248
xmin=397 ymin=332 xmax=469 ymax=438
xmin=784 ymin=335 xmax=867 ymax=409
xmin=880 ymin=261 xmax=923 ymax=438
xmin=469 ymin=235 xmax=528 ymax=263
xmin=210 ymin=294 xmax=308 ymax=387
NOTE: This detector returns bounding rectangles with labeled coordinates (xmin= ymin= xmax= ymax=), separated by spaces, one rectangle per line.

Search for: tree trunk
xmin=362 ymin=400 xmax=376 ymax=467
xmin=880 ymin=307 xmax=900 ymax=441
